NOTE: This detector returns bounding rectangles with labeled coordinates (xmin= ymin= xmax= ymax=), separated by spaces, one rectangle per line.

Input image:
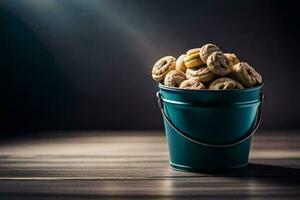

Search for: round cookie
xmin=186 ymin=65 xmax=215 ymax=82
xmin=209 ymin=77 xmax=244 ymax=90
xmin=164 ymin=70 xmax=187 ymax=88
xmin=200 ymin=43 xmax=222 ymax=63
xmin=230 ymin=62 xmax=262 ymax=87
xmin=176 ymin=54 xmax=187 ymax=73
xmin=184 ymin=48 xmax=204 ymax=68
xmin=224 ymin=53 xmax=240 ymax=65
xmin=179 ymin=77 xmax=206 ymax=90
xmin=207 ymin=51 xmax=232 ymax=76
xmin=152 ymin=56 xmax=176 ymax=82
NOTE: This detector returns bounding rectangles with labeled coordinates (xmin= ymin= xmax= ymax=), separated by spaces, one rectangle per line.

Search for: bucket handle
xmin=156 ymin=91 xmax=264 ymax=148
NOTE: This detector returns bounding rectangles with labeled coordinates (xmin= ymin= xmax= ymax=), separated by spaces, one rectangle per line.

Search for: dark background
xmin=1 ymin=0 xmax=299 ymax=135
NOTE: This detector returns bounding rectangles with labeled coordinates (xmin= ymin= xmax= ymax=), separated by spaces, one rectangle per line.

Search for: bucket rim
xmin=159 ymin=83 xmax=263 ymax=93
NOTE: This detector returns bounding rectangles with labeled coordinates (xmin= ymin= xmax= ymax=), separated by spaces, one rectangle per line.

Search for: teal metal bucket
xmin=157 ymin=84 xmax=264 ymax=171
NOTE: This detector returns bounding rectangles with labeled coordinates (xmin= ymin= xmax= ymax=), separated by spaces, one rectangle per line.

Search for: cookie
xmin=207 ymin=51 xmax=232 ymax=76
xmin=200 ymin=43 xmax=222 ymax=63
xmin=152 ymin=56 xmax=176 ymax=82
xmin=164 ymin=70 xmax=187 ymax=88
xmin=224 ymin=53 xmax=240 ymax=65
xmin=184 ymin=48 xmax=204 ymax=68
xmin=230 ymin=62 xmax=262 ymax=87
xmin=179 ymin=77 xmax=206 ymax=90
xmin=209 ymin=77 xmax=244 ymax=90
xmin=176 ymin=54 xmax=187 ymax=73
xmin=186 ymin=65 xmax=215 ymax=82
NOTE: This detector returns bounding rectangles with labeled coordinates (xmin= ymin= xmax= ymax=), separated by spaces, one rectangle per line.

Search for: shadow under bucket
xmin=157 ymin=84 xmax=264 ymax=172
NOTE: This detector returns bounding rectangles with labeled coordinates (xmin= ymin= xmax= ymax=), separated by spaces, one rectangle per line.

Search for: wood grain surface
xmin=0 ymin=130 xmax=299 ymax=199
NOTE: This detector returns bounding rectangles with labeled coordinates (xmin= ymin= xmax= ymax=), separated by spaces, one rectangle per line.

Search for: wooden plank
xmin=0 ymin=131 xmax=299 ymax=199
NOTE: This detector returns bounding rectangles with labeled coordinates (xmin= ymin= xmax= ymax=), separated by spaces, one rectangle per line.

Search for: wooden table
xmin=0 ymin=131 xmax=299 ymax=199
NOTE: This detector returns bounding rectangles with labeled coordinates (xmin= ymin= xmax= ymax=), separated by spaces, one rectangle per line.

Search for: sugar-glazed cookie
xmin=186 ymin=66 xmax=215 ymax=82
xmin=179 ymin=77 xmax=206 ymax=90
xmin=184 ymin=48 xmax=204 ymax=68
xmin=207 ymin=51 xmax=232 ymax=76
xmin=230 ymin=62 xmax=262 ymax=87
xmin=224 ymin=53 xmax=240 ymax=65
xmin=200 ymin=43 xmax=222 ymax=63
xmin=164 ymin=70 xmax=187 ymax=87
xmin=209 ymin=77 xmax=244 ymax=90
xmin=176 ymin=54 xmax=187 ymax=73
xmin=152 ymin=56 xmax=176 ymax=82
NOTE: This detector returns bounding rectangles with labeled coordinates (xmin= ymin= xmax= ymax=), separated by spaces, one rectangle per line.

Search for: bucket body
xmin=158 ymin=84 xmax=263 ymax=171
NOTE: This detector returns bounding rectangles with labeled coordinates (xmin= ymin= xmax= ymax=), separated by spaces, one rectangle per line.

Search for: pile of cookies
xmin=151 ymin=43 xmax=262 ymax=90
